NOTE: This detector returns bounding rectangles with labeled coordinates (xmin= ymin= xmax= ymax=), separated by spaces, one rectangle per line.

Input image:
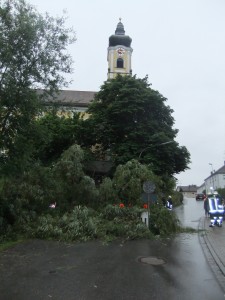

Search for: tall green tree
xmin=0 ymin=0 xmax=76 ymax=173
xmin=32 ymin=112 xmax=80 ymax=164
xmin=80 ymin=75 xmax=190 ymax=177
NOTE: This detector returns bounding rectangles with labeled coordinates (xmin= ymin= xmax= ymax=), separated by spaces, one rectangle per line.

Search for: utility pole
xmin=209 ymin=163 xmax=214 ymax=191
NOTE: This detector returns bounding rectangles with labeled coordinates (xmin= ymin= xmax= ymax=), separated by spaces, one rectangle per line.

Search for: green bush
xmin=24 ymin=206 xmax=99 ymax=242
xmin=98 ymin=205 xmax=153 ymax=240
xmin=32 ymin=215 xmax=63 ymax=239
xmin=19 ymin=205 xmax=155 ymax=242
xmin=0 ymin=202 xmax=182 ymax=243
xmin=172 ymin=191 xmax=183 ymax=206
xmin=101 ymin=204 xmax=141 ymax=221
xmin=59 ymin=206 xmax=98 ymax=241
xmin=217 ymin=188 xmax=225 ymax=199
xmin=149 ymin=204 xmax=180 ymax=236
xmin=98 ymin=178 xmax=117 ymax=204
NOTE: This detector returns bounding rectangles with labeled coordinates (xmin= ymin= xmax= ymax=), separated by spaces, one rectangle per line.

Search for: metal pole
xmin=148 ymin=193 xmax=150 ymax=228
xmin=139 ymin=141 xmax=174 ymax=159
xmin=209 ymin=163 xmax=214 ymax=190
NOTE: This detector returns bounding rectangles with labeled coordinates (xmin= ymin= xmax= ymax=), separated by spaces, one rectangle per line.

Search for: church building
xmin=45 ymin=19 xmax=133 ymax=114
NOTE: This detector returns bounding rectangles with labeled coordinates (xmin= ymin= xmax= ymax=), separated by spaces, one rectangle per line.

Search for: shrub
xmin=25 ymin=206 xmax=99 ymax=242
xmin=172 ymin=191 xmax=183 ymax=206
xmin=23 ymin=204 xmax=154 ymax=242
xmin=98 ymin=178 xmax=117 ymax=204
xmin=149 ymin=204 xmax=180 ymax=236
xmin=101 ymin=204 xmax=141 ymax=221
xmin=112 ymin=160 xmax=161 ymax=206
xmin=217 ymin=188 xmax=225 ymax=199
xmin=98 ymin=206 xmax=153 ymax=240
xmin=58 ymin=206 xmax=98 ymax=241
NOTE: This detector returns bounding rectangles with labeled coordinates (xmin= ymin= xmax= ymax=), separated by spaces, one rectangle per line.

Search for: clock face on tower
xmin=117 ymin=47 xmax=125 ymax=57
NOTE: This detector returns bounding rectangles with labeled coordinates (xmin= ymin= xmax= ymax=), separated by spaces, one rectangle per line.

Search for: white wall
xmin=205 ymin=173 xmax=225 ymax=193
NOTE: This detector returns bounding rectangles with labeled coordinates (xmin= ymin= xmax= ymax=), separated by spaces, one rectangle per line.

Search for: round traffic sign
xmin=143 ymin=181 xmax=155 ymax=194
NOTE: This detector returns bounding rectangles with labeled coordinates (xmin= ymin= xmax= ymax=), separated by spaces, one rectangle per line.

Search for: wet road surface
xmin=0 ymin=197 xmax=225 ymax=300
xmin=175 ymin=195 xmax=204 ymax=229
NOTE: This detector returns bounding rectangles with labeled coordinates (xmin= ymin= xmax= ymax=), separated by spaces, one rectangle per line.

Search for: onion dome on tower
xmin=109 ymin=19 xmax=132 ymax=47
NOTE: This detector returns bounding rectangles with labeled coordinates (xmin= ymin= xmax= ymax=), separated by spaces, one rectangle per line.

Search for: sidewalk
xmin=199 ymin=215 xmax=225 ymax=288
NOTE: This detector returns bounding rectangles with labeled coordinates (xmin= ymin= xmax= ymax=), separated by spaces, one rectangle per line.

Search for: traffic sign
xmin=143 ymin=181 xmax=155 ymax=194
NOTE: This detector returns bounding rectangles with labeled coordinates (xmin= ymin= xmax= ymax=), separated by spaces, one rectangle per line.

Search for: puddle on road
xmin=137 ymin=256 xmax=166 ymax=265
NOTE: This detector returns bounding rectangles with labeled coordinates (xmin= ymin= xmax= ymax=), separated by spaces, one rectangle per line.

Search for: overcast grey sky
xmin=28 ymin=0 xmax=225 ymax=187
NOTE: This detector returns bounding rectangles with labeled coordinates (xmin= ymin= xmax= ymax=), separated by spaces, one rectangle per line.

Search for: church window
xmin=117 ymin=58 xmax=124 ymax=68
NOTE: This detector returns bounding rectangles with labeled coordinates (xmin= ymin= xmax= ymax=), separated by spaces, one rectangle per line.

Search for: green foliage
xmin=1 ymin=200 xmax=181 ymax=243
xmin=27 ymin=207 xmax=98 ymax=242
xmin=172 ymin=191 xmax=184 ymax=206
xmin=29 ymin=214 xmax=62 ymax=239
xmin=97 ymin=159 xmax=164 ymax=206
xmin=98 ymin=177 xmax=117 ymax=204
xmin=98 ymin=205 xmax=153 ymax=240
xmin=32 ymin=112 xmax=81 ymax=164
xmin=0 ymin=144 xmax=100 ymax=237
xmin=0 ymin=0 xmax=76 ymax=174
xmin=0 ymin=164 xmax=58 ymax=235
xmin=76 ymin=176 xmax=99 ymax=207
xmin=149 ymin=204 xmax=180 ymax=236
xmin=159 ymin=175 xmax=176 ymax=195
xmin=217 ymin=188 xmax=225 ymax=199
xmin=0 ymin=237 xmax=25 ymax=251
xmin=17 ymin=167 xmax=56 ymax=213
xmin=101 ymin=204 xmax=141 ymax=220
xmin=0 ymin=195 xmax=14 ymax=234
xmin=80 ymin=75 xmax=190 ymax=176
xmin=34 ymin=204 xmax=150 ymax=242
xmin=53 ymin=144 xmax=85 ymax=183
xmin=112 ymin=159 xmax=161 ymax=205
xmin=99 ymin=220 xmax=153 ymax=241
xmin=59 ymin=206 xmax=98 ymax=241
xmin=52 ymin=144 xmax=99 ymax=207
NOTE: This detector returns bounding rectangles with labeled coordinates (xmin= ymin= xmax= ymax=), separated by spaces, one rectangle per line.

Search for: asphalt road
xmin=0 ymin=198 xmax=225 ymax=300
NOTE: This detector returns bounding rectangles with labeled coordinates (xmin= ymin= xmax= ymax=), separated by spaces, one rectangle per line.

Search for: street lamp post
xmin=138 ymin=141 xmax=174 ymax=159
xmin=209 ymin=163 xmax=214 ymax=191
xmin=209 ymin=163 xmax=213 ymax=173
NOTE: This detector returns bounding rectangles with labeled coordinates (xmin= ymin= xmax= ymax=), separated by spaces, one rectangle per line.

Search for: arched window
xmin=117 ymin=58 xmax=124 ymax=68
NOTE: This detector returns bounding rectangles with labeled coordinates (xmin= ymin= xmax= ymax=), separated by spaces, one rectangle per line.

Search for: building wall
xmin=197 ymin=184 xmax=206 ymax=194
xmin=107 ymin=45 xmax=132 ymax=79
xmin=205 ymin=173 xmax=225 ymax=193
xmin=218 ymin=173 xmax=225 ymax=189
xmin=182 ymin=191 xmax=196 ymax=198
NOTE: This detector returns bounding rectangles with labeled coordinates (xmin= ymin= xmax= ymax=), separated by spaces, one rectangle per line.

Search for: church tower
xmin=107 ymin=19 xmax=133 ymax=79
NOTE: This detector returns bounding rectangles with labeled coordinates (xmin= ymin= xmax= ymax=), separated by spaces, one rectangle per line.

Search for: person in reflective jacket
xmin=204 ymin=197 xmax=209 ymax=217
xmin=166 ymin=195 xmax=173 ymax=210
xmin=208 ymin=193 xmax=224 ymax=227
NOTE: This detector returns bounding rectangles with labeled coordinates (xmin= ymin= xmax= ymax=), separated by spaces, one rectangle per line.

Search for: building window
xmin=117 ymin=58 xmax=124 ymax=68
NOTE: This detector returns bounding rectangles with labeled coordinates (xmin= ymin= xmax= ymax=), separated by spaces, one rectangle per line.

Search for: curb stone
xmin=199 ymin=216 xmax=225 ymax=292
